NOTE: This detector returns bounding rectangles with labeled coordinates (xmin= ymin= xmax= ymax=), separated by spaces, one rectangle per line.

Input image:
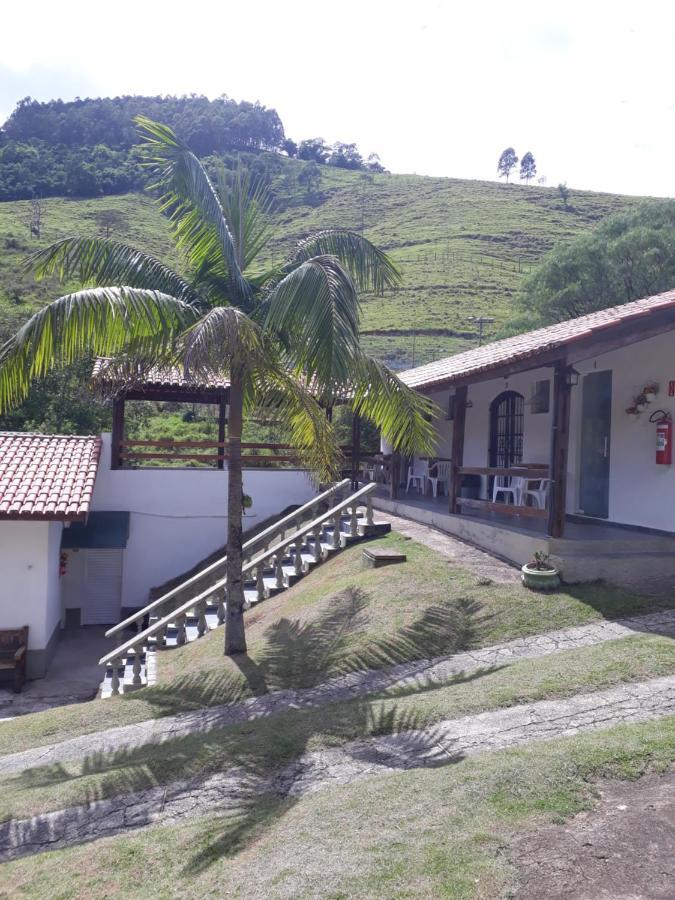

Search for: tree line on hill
xmin=0 ymin=95 xmax=385 ymax=200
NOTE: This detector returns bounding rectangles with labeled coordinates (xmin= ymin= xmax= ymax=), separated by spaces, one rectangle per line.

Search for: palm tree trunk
xmin=225 ymin=365 xmax=247 ymax=656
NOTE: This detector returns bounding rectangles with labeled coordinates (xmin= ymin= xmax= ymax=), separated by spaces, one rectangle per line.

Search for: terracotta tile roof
xmin=400 ymin=290 xmax=675 ymax=390
xmin=0 ymin=433 xmax=102 ymax=521
xmin=91 ymin=358 xmax=230 ymax=393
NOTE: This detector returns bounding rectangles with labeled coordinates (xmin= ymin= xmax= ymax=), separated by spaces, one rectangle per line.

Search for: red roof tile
xmin=400 ymin=290 xmax=675 ymax=390
xmin=0 ymin=433 xmax=102 ymax=521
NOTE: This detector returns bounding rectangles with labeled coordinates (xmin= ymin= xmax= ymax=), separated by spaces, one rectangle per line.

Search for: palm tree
xmin=0 ymin=117 xmax=436 ymax=655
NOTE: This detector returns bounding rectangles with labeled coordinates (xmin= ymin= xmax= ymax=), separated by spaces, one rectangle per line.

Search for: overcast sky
xmin=1 ymin=0 xmax=673 ymax=198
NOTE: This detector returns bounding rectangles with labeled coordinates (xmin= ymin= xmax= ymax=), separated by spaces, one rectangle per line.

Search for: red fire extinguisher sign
xmin=650 ymin=410 xmax=673 ymax=465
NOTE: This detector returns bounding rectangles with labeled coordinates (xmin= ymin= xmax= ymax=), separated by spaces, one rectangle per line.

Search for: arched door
xmin=489 ymin=391 xmax=524 ymax=468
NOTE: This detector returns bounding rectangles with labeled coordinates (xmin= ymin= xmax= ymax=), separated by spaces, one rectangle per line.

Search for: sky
xmin=1 ymin=0 xmax=673 ymax=198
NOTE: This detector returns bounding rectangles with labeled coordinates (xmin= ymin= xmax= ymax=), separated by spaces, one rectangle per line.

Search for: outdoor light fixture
xmin=565 ymin=367 xmax=580 ymax=386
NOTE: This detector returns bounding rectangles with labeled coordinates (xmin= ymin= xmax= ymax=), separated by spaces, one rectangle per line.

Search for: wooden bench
xmin=0 ymin=627 xmax=28 ymax=693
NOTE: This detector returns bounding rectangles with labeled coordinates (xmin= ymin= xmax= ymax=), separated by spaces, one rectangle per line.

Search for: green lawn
xmin=0 ymin=531 xmax=670 ymax=758
xmin=2 ymin=715 xmax=673 ymax=899
xmin=1 ymin=632 xmax=673 ymax=825
xmin=0 ymin=168 xmax=640 ymax=369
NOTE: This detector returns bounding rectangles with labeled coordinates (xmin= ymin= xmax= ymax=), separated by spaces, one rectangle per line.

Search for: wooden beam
xmin=566 ymin=310 xmax=675 ymax=366
xmin=457 ymin=497 xmax=548 ymax=518
xmin=123 ymin=389 xmax=227 ymax=404
xmin=449 ymin=385 xmax=468 ymax=514
xmin=111 ymin=396 xmax=125 ymax=470
xmin=351 ymin=412 xmax=361 ymax=490
xmin=547 ymin=359 xmax=572 ymax=538
xmin=390 ymin=452 xmax=400 ymax=499
xmin=459 ymin=465 xmax=549 ymax=477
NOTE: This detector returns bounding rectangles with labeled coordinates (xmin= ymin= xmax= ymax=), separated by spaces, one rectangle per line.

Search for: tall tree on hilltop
xmin=520 ymin=152 xmax=536 ymax=183
xmin=0 ymin=118 xmax=436 ymax=657
xmin=497 ymin=147 xmax=518 ymax=183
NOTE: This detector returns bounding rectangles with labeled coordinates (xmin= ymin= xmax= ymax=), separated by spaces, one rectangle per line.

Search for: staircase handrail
xmin=105 ymin=478 xmax=352 ymax=638
xmin=99 ymin=481 xmax=376 ymax=668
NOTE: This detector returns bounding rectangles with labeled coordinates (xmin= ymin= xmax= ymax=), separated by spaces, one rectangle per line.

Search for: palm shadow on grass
xmin=2 ymin=587 xmax=487 ymax=870
xmin=141 ymin=586 xmax=481 ymax=714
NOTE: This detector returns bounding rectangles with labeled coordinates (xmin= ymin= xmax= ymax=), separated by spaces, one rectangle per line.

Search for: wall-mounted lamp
xmin=565 ymin=367 xmax=580 ymax=387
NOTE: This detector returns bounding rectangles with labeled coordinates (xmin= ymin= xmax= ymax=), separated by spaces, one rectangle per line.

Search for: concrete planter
xmin=521 ymin=563 xmax=560 ymax=591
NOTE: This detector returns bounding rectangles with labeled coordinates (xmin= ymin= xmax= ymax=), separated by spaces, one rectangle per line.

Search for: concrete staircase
xmin=99 ymin=482 xmax=389 ymax=696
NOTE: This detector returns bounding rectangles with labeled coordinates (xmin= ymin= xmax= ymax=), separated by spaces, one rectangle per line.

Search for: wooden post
xmin=449 ymin=385 xmax=468 ymax=514
xmin=217 ymin=392 xmax=227 ymax=470
xmin=111 ymin=395 xmax=125 ymax=470
xmin=351 ymin=412 xmax=361 ymax=490
xmin=390 ymin=451 xmax=400 ymax=499
xmin=548 ymin=361 xmax=572 ymax=538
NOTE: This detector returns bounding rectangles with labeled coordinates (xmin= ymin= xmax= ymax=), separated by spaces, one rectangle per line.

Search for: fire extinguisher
xmin=650 ymin=410 xmax=672 ymax=465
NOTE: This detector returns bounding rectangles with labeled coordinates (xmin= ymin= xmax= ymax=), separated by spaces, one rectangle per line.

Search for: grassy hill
xmin=0 ymin=164 xmax=641 ymax=369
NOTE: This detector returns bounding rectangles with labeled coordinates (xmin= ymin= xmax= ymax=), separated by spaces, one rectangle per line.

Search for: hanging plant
xmin=643 ymin=382 xmax=659 ymax=403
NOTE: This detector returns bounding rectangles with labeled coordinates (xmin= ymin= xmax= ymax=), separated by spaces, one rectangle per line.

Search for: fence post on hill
xmin=449 ymin=385 xmax=468 ymax=515
xmin=547 ymin=360 xmax=571 ymax=538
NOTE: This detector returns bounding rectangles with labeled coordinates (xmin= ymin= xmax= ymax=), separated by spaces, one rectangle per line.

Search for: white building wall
xmin=91 ymin=433 xmax=317 ymax=608
xmin=568 ymin=330 xmax=675 ymax=532
xmin=426 ymin=366 xmax=554 ymax=474
xmin=0 ymin=520 xmax=62 ymax=654
xmin=422 ymin=330 xmax=675 ymax=533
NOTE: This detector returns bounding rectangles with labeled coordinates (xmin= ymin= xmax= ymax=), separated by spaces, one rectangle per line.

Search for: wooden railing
xmin=99 ymin=481 xmax=377 ymax=693
xmin=105 ymin=478 xmax=352 ymax=640
xmin=455 ymin=465 xmax=550 ymax=519
xmin=117 ymin=439 xmax=304 ymax=467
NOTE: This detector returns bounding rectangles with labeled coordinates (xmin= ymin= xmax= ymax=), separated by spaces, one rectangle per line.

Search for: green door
xmin=579 ymin=370 xmax=612 ymax=518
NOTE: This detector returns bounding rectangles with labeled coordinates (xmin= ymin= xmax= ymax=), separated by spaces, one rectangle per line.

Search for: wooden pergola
xmin=93 ymin=359 xmax=364 ymax=475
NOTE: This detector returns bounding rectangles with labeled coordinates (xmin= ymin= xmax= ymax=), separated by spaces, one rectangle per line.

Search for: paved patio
xmin=0 ymin=627 xmax=109 ymax=720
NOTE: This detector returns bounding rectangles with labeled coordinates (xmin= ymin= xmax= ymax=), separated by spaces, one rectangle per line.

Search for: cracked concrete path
xmin=376 ymin=510 xmax=522 ymax=583
xmin=1 ymin=609 xmax=674 ymax=778
xmin=1 ymin=675 xmax=673 ymax=861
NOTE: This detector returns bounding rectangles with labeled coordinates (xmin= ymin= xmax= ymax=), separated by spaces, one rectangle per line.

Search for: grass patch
xmin=1 ymin=632 xmax=672 ymax=824
xmin=0 ymin=531 xmax=671 ymax=758
xmin=0 ymin=174 xmax=639 ymax=370
xmin=1 ymin=715 xmax=673 ymax=899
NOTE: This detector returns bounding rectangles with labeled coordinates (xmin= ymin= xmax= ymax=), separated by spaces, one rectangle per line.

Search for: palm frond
xmin=0 ymin=287 xmax=195 ymax=412
xmin=26 ymin=237 xmax=198 ymax=303
xmin=135 ymin=116 xmax=250 ymax=302
xmin=214 ymin=162 xmax=275 ymax=272
xmin=350 ymin=354 xmax=438 ymax=456
xmin=263 ymin=255 xmax=360 ymax=385
xmin=247 ymin=362 xmax=342 ymax=483
xmin=179 ymin=306 xmax=266 ymax=379
xmin=286 ymin=230 xmax=401 ymax=293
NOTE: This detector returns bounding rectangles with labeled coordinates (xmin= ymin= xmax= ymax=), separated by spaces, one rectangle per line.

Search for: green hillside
xmin=0 ymin=165 xmax=640 ymax=369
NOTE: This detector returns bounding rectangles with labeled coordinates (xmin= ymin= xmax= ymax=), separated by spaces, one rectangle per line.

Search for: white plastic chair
xmin=522 ymin=477 xmax=552 ymax=509
xmin=492 ymin=475 xmax=525 ymax=506
xmin=427 ymin=461 xmax=451 ymax=498
xmin=406 ymin=459 xmax=428 ymax=493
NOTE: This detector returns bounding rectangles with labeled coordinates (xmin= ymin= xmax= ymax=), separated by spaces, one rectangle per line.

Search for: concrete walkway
xmin=1 ymin=675 xmax=673 ymax=861
xmin=0 ymin=628 xmax=110 ymax=721
xmin=378 ymin=510 xmax=521 ymax=583
xmin=1 ymin=609 xmax=674 ymax=778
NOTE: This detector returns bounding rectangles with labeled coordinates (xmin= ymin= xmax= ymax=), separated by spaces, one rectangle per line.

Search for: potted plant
xmin=521 ymin=551 xmax=560 ymax=591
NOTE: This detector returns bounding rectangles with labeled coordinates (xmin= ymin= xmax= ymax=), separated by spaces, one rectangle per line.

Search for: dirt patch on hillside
xmin=512 ymin=768 xmax=675 ymax=898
